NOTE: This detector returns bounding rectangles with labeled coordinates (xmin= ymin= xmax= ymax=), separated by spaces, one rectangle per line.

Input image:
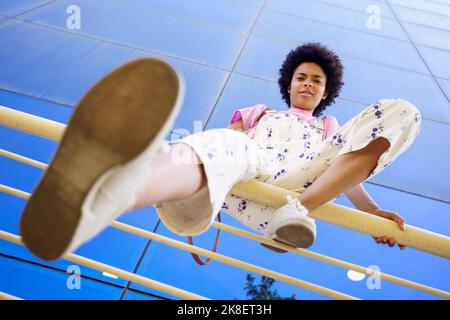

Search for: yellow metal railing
xmin=0 ymin=230 xmax=207 ymax=300
xmin=1 ymin=105 xmax=449 ymax=300
xmin=1 ymin=184 xmax=449 ymax=299
xmin=0 ymin=291 xmax=22 ymax=300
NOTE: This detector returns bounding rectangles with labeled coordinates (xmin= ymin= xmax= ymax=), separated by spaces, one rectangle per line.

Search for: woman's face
xmin=288 ymin=62 xmax=328 ymax=113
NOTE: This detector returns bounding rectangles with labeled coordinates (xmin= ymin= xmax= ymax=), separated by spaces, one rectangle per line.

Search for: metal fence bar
xmin=1 ymin=105 xmax=449 ymax=259
xmin=0 ymin=291 xmax=23 ymax=300
xmin=0 ymin=230 xmax=208 ymax=300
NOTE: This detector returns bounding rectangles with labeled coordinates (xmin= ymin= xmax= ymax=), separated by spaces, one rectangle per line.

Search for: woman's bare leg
xmin=297 ymin=137 xmax=390 ymax=212
xmin=126 ymin=136 xmax=390 ymax=214
xmin=126 ymin=143 xmax=207 ymax=211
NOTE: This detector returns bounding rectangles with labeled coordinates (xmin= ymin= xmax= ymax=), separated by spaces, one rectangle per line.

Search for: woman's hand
xmin=371 ymin=208 xmax=407 ymax=250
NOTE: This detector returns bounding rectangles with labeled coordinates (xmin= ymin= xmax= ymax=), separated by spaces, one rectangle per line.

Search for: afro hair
xmin=278 ymin=43 xmax=345 ymax=117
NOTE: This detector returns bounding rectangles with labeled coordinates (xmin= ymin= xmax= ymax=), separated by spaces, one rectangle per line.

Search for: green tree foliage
xmin=244 ymin=274 xmax=296 ymax=300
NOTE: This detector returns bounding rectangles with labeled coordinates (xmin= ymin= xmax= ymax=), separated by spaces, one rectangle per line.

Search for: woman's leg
xmin=284 ymin=99 xmax=421 ymax=213
xmin=297 ymin=137 xmax=390 ymax=212
xmin=127 ymin=104 xmax=406 ymax=225
xmin=126 ymin=143 xmax=207 ymax=211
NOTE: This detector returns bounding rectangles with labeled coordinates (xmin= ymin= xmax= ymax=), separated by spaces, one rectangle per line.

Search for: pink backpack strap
xmin=322 ymin=115 xmax=340 ymax=141
xmin=321 ymin=115 xmax=330 ymax=141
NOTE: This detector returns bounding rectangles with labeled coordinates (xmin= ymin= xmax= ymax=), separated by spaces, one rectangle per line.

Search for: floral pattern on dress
xmin=158 ymin=100 xmax=421 ymax=237
xmin=218 ymin=100 xmax=421 ymax=235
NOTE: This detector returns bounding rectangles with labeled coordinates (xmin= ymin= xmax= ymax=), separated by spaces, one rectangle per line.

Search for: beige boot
xmin=20 ymin=58 xmax=184 ymax=261
xmin=261 ymin=195 xmax=316 ymax=253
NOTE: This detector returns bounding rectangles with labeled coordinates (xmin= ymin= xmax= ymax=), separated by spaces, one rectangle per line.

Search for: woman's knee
xmin=379 ymin=98 xmax=421 ymax=121
xmin=169 ymin=142 xmax=203 ymax=165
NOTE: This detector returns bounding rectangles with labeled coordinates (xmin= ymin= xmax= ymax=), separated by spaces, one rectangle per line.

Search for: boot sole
xmin=261 ymin=224 xmax=315 ymax=253
xmin=20 ymin=58 xmax=182 ymax=261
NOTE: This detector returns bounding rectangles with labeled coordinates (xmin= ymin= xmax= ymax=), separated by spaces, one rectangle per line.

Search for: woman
xmin=20 ymin=43 xmax=421 ymax=261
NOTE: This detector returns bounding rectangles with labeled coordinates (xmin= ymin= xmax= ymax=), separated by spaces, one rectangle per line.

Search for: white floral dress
xmin=156 ymin=99 xmax=421 ymax=236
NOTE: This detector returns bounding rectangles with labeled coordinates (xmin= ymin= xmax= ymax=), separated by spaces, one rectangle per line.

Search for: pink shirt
xmin=229 ymin=104 xmax=340 ymax=140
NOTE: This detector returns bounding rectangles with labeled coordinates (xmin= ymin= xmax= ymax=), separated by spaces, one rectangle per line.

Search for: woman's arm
xmin=344 ymin=183 xmax=379 ymax=213
xmin=345 ymin=183 xmax=406 ymax=250
xmin=227 ymin=118 xmax=244 ymax=131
